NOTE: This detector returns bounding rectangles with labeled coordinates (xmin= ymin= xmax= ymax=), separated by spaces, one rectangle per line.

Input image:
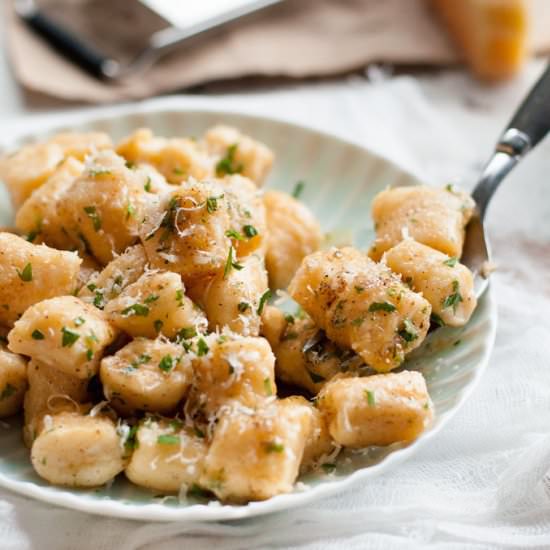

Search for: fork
xmin=462 ymin=63 xmax=550 ymax=298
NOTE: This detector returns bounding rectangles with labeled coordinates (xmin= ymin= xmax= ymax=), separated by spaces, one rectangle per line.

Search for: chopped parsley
xmin=158 ymin=355 xmax=174 ymax=372
xmin=215 ymin=144 xmax=242 ymax=176
xmin=194 ymin=426 xmax=206 ymax=439
xmin=131 ymin=354 xmax=151 ymax=369
xmin=175 ymin=289 xmax=184 ymax=306
xmin=93 ymin=291 xmax=105 ymax=310
xmin=83 ymin=206 xmax=102 ymax=231
xmin=225 ymin=229 xmax=244 ymax=241
xmin=144 ymin=176 xmax=152 ymax=192
xmin=61 ymin=327 xmax=80 ymax=347
xmin=237 ymin=301 xmax=250 ymax=313
xmin=264 ymin=441 xmax=284 ymax=453
xmin=368 ymin=301 xmax=396 ymax=313
xmin=398 ymin=319 xmax=418 ymax=343
xmin=144 ymin=294 xmax=159 ymax=304
xmin=206 ymin=194 xmax=224 ymax=214
xmin=243 ymin=225 xmax=258 ymax=238
xmin=126 ymin=203 xmax=137 ymax=219
xmin=124 ymin=425 xmax=139 ymax=450
xmin=26 ymin=226 xmax=41 ymax=243
xmin=31 ymin=329 xmax=45 ymax=340
xmin=88 ymin=168 xmax=111 ymax=177
xmin=157 ymin=434 xmax=179 ymax=445
xmin=177 ymin=327 xmax=197 ymax=341
xmin=354 ymin=286 xmax=365 ymax=293
xmin=223 ymin=247 xmax=243 ymax=278
xmin=257 ymin=289 xmax=272 ymax=315
xmin=197 ymin=338 xmax=209 ymax=357
xmin=17 ymin=263 xmax=33 ymax=282
xmin=365 ymin=389 xmax=376 ymax=407
xmin=292 ymin=180 xmax=305 ymax=199
xmin=121 ymin=303 xmax=150 ymax=317
xmin=154 ymin=320 xmax=163 ymax=333
xmin=263 ymin=377 xmax=273 ymax=396
xmin=173 ymin=167 xmax=185 ymax=176
xmin=442 ymin=280 xmax=463 ymax=311
xmin=284 ymin=313 xmax=295 ymax=324
xmin=443 ymin=257 xmax=458 ymax=268
xmin=86 ymin=349 xmax=94 ymax=361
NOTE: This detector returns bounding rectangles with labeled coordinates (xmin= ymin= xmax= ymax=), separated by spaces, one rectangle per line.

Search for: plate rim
xmin=0 ymin=105 xmax=498 ymax=522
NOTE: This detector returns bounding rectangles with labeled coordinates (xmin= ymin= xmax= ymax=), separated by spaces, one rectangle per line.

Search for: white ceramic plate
xmin=0 ymin=108 xmax=497 ymax=522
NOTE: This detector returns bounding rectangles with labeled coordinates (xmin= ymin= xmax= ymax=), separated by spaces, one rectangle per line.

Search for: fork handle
xmin=473 ymin=63 xmax=550 ymax=217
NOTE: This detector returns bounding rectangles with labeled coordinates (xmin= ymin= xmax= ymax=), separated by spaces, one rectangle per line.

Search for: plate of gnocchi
xmin=0 ymin=108 xmax=496 ymax=521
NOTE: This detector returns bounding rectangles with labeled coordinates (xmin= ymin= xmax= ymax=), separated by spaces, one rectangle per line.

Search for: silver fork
xmin=462 ymin=63 xmax=550 ymax=298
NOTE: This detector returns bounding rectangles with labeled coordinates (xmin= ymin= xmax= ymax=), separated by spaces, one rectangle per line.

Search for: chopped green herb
xmin=215 ymin=144 xmax=242 ymax=176
xmin=175 ymin=289 xmax=184 ymax=306
xmin=125 ymin=160 xmax=136 ymax=169
xmin=292 ymin=180 xmax=305 ymax=199
xmin=424 ymin=402 xmax=430 ymax=410
xmin=442 ymin=280 xmax=463 ymax=311
xmin=157 ymin=434 xmax=179 ymax=445
xmin=73 ymin=317 xmax=85 ymax=327
xmin=173 ymin=167 xmax=184 ymax=176
xmin=88 ymin=168 xmax=111 ymax=177
xmin=351 ymin=317 xmax=365 ymax=327
xmin=398 ymin=319 xmax=418 ymax=343
xmin=124 ymin=425 xmax=139 ymax=450
xmin=263 ymin=377 xmax=273 ymax=396
xmin=154 ymin=320 xmax=163 ymax=333
xmin=61 ymin=327 xmax=80 ymax=347
xmin=264 ymin=441 xmax=284 ymax=453
xmin=87 ymin=283 xmax=97 ymax=292
xmin=121 ymin=303 xmax=150 ymax=317
xmin=257 ymin=289 xmax=272 ymax=315
xmin=83 ymin=206 xmax=102 ymax=231
xmin=169 ymin=419 xmax=183 ymax=431
xmin=443 ymin=257 xmax=459 ymax=268
xmin=368 ymin=301 xmax=396 ymax=313
xmin=177 ymin=327 xmax=197 ymax=341
xmin=158 ymin=355 xmax=174 ymax=372
xmin=31 ymin=329 xmax=44 ymax=340
xmin=453 ymin=339 xmax=461 ymax=347
xmin=223 ymin=247 xmax=243 ymax=278
xmin=131 ymin=354 xmax=151 ymax=369
xmin=0 ymin=383 xmax=16 ymax=400
xmin=197 ymin=338 xmax=209 ymax=357
xmin=93 ymin=291 xmax=105 ymax=310
xmin=284 ymin=313 xmax=295 ymax=324
xmin=17 ymin=263 xmax=33 ymax=282
xmin=206 ymin=194 xmax=224 ymax=214
xmin=354 ymin=286 xmax=365 ymax=293
xmin=365 ymin=389 xmax=376 ymax=407
xmin=243 ymin=225 xmax=258 ymax=238
xmin=281 ymin=331 xmax=298 ymax=341
xmin=225 ymin=229 xmax=244 ymax=241
xmin=144 ymin=294 xmax=159 ymax=304
xmin=86 ymin=349 xmax=94 ymax=361
xmin=144 ymin=176 xmax=152 ymax=192
xmin=237 ymin=301 xmax=250 ymax=313
xmin=126 ymin=203 xmax=137 ymax=219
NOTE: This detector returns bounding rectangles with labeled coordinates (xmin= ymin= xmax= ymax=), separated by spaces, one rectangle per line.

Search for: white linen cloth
xmin=2 ymin=61 xmax=550 ymax=549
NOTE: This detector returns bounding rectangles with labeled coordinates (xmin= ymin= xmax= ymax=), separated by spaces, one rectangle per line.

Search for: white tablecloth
xmin=2 ymin=57 xmax=550 ymax=549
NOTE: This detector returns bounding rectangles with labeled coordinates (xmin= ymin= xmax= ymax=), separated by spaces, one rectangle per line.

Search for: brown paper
xmin=5 ymin=0 xmax=550 ymax=104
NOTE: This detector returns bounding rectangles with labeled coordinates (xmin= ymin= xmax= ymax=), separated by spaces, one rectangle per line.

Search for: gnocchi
xmin=0 ymin=126 xmax=479 ymax=504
